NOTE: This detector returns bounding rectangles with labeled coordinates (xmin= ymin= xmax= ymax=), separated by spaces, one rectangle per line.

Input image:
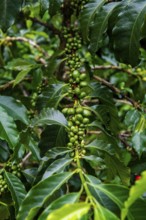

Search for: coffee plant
xmin=0 ymin=0 xmax=146 ymax=219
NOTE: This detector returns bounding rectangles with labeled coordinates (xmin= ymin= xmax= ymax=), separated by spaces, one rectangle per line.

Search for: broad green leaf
xmin=0 ymin=96 xmax=28 ymax=125
xmin=46 ymin=203 xmax=90 ymax=220
xmin=49 ymin=0 xmax=62 ymax=17
xmin=105 ymin=154 xmax=130 ymax=185
xmin=39 ymin=125 xmax=67 ymax=152
xmin=32 ymin=108 xmax=67 ymax=127
xmin=94 ymin=204 xmax=120 ymax=220
xmin=124 ymin=109 xmax=141 ymax=130
xmin=17 ymin=172 xmax=73 ymax=220
xmin=42 ymin=157 xmax=73 ymax=179
xmin=39 ymin=193 xmax=80 ymax=220
xmin=38 ymin=83 xmax=67 ymax=109
xmin=0 ymin=106 xmax=19 ymax=149
xmin=132 ymin=130 xmax=146 ymax=156
xmin=0 ymin=0 xmax=22 ymax=31
xmin=0 ymin=202 xmax=10 ymax=220
xmin=79 ymin=0 xmax=106 ymax=41
xmin=6 ymin=58 xmax=36 ymax=71
xmin=86 ymin=174 xmax=129 ymax=209
xmin=89 ymin=2 xmax=119 ymax=53
xmin=121 ymin=171 xmax=146 ymax=220
xmin=112 ymin=0 xmax=146 ymax=66
xmin=129 ymin=199 xmax=146 ymax=220
xmin=4 ymin=172 xmax=27 ymax=215
xmin=0 ymin=140 xmax=10 ymax=162
xmin=46 ymin=147 xmax=72 ymax=159
xmin=40 ymin=0 xmax=49 ymax=14
xmin=13 ymin=68 xmax=32 ymax=86
xmin=19 ymin=131 xmax=41 ymax=161
xmin=134 ymin=114 xmax=146 ymax=133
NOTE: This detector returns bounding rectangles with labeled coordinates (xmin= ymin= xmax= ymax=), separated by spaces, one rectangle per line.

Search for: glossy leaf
xmin=32 ymin=108 xmax=67 ymax=127
xmin=79 ymin=0 xmax=106 ymax=41
xmin=0 ymin=106 xmax=19 ymax=149
xmin=89 ymin=2 xmax=119 ymax=52
xmin=0 ymin=202 xmax=10 ymax=220
xmin=19 ymin=131 xmax=41 ymax=161
xmin=105 ymin=154 xmax=130 ymax=185
xmin=42 ymin=157 xmax=73 ymax=179
xmin=112 ymin=0 xmax=146 ymax=66
xmin=49 ymin=0 xmax=62 ymax=17
xmin=17 ymin=172 xmax=73 ymax=220
xmin=0 ymin=0 xmax=22 ymax=31
xmin=0 ymin=96 xmax=28 ymax=125
xmin=122 ymin=171 xmax=146 ymax=220
xmin=46 ymin=203 xmax=90 ymax=220
xmin=132 ymin=130 xmax=146 ymax=156
xmin=94 ymin=204 xmax=120 ymax=220
xmin=4 ymin=172 xmax=27 ymax=214
xmin=38 ymin=193 xmax=80 ymax=220
xmin=86 ymin=174 xmax=129 ymax=209
xmin=13 ymin=68 xmax=32 ymax=87
xmin=38 ymin=83 xmax=67 ymax=109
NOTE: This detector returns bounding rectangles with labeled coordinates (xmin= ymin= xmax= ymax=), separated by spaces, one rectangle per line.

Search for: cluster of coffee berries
xmin=5 ymin=161 xmax=22 ymax=178
xmin=62 ymin=105 xmax=92 ymax=157
xmin=70 ymin=0 xmax=89 ymax=12
xmin=63 ymin=26 xmax=82 ymax=70
xmin=0 ymin=174 xmax=8 ymax=196
xmin=68 ymin=70 xmax=88 ymax=100
xmin=31 ymin=84 xmax=43 ymax=107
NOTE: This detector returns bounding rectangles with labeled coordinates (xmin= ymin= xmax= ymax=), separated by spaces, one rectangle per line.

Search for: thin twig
xmin=92 ymin=65 xmax=138 ymax=77
xmin=0 ymin=80 xmax=14 ymax=91
xmin=3 ymin=36 xmax=48 ymax=58
xmin=93 ymin=75 xmax=141 ymax=110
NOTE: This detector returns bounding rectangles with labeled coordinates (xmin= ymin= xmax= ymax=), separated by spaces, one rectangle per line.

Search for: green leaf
xmin=42 ymin=157 xmax=73 ymax=179
xmin=89 ymin=2 xmax=119 ymax=53
xmin=0 ymin=106 xmax=19 ymax=149
xmin=124 ymin=109 xmax=141 ymax=130
xmin=38 ymin=193 xmax=80 ymax=220
xmin=40 ymin=0 xmax=49 ymax=15
xmin=112 ymin=0 xmax=146 ymax=66
xmin=132 ymin=129 xmax=146 ymax=156
xmin=86 ymin=174 xmax=129 ymax=209
xmin=105 ymin=154 xmax=130 ymax=185
xmin=0 ymin=0 xmax=22 ymax=31
xmin=49 ymin=0 xmax=62 ymax=17
xmin=79 ymin=0 xmax=106 ymax=41
xmin=0 ymin=96 xmax=28 ymax=125
xmin=6 ymin=58 xmax=36 ymax=71
xmin=0 ymin=202 xmax=10 ymax=220
xmin=38 ymin=83 xmax=67 ymax=109
xmin=19 ymin=131 xmax=41 ymax=161
xmin=17 ymin=172 xmax=73 ymax=220
xmin=121 ymin=171 xmax=146 ymax=220
xmin=46 ymin=203 xmax=90 ymax=220
xmin=32 ymin=108 xmax=67 ymax=127
xmin=94 ymin=204 xmax=120 ymax=220
xmin=4 ymin=172 xmax=27 ymax=215
xmin=13 ymin=68 xmax=32 ymax=87
xmin=46 ymin=147 xmax=72 ymax=159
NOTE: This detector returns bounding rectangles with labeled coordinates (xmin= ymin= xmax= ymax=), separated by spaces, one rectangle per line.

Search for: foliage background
xmin=0 ymin=0 xmax=146 ymax=219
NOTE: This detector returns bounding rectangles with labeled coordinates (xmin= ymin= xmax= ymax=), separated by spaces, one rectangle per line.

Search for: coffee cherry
xmin=83 ymin=118 xmax=90 ymax=124
xmin=76 ymin=107 xmax=83 ymax=114
xmin=72 ymin=70 xmax=80 ymax=79
xmin=80 ymin=73 xmax=86 ymax=81
xmin=83 ymin=109 xmax=92 ymax=117
xmin=80 ymin=81 xmax=88 ymax=87
xmin=62 ymin=108 xmax=68 ymax=114
xmin=67 ymin=108 xmax=75 ymax=115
